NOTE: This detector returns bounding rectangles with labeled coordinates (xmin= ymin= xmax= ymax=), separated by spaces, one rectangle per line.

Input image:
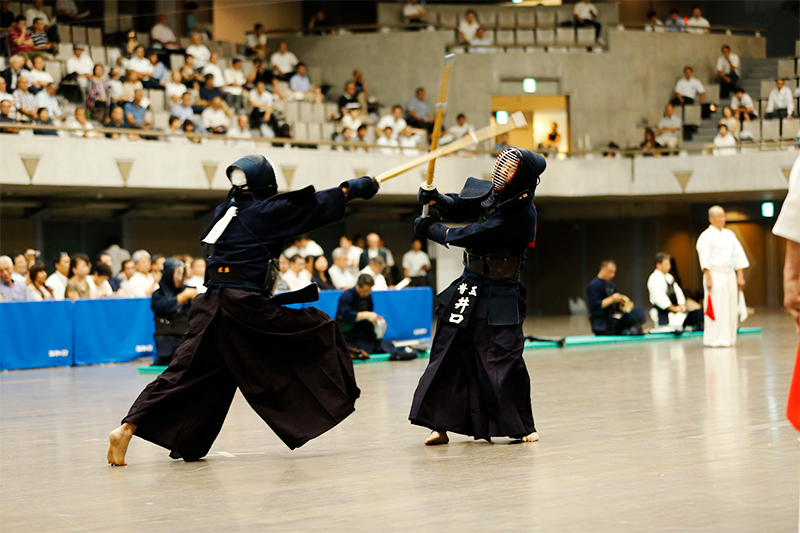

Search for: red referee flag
xmin=705 ymin=294 xmax=715 ymax=321
xmin=788 ymin=343 xmax=800 ymax=432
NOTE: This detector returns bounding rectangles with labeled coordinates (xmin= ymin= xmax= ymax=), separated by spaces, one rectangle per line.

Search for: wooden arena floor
xmin=1 ymin=311 xmax=798 ymax=532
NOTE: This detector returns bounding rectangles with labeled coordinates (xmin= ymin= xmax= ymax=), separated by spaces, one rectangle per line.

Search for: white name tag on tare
xmin=202 ymin=206 xmax=238 ymax=244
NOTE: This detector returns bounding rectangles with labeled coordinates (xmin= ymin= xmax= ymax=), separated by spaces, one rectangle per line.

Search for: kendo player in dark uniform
xmin=409 ymin=147 xmax=545 ymax=445
xmin=108 ymin=155 xmax=379 ymax=466
xmin=150 ymin=258 xmax=198 ymax=366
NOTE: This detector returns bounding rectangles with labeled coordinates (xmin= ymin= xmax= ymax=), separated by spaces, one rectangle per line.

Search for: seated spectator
xmin=165 ymin=115 xmax=188 ymax=144
xmin=124 ymin=89 xmax=153 ymax=131
xmin=25 ymin=0 xmax=54 ymax=34
xmin=202 ymin=95 xmax=229 ymax=134
xmin=183 ymin=119 xmax=201 ymax=142
xmin=765 ymin=78 xmax=794 ymax=119
xmin=0 ymin=98 xmax=19 ymax=133
xmin=118 ymin=259 xmax=137 ymax=295
xmin=712 ymin=123 xmax=736 ymax=156
xmin=406 ymin=87 xmax=433 ymax=134
xmin=493 ymin=132 xmax=511 ymax=154
xmin=96 ymin=253 xmax=122 ymax=292
xmin=184 ymin=258 xmax=206 ymax=293
xmin=248 ymin=80 xmax=274 ymax=135
xmin=334 ymin=127 xmax=355 ymax=151
xmin=446 ymin=113 xmax=475 ymax=143
xmin=56 ymin=0 xmax=86 ymax=22
xmin=150 ymin=14 xmax=180 ymax=50
xmin=126 ymin=45 xmax=154 ymax=81
xmin=245 ymin=23 xmax=269 ymax=59
xmin=715 ymin=45 xmax=740 ymax=99
xmin=87 ymin=263 xmax=113 ymax=298
xmin=0 ymin=1 xmax=14 ymax=31
xmin=151 ymin=258 xmax=198 ymax=366
xmin=289 ymin=62 xmax=323 ymax=103
xmin=459 ymin=9 xmax=480 ymax=44
xmin=0 ymin=78 xmax=10 ymax=103
xmin=283 ymin=254 xmax=312 ymax=291
xmin=165 ymin=70 xmax=187 ymax=109
xmin=648 ymin=252 xmax=703 ymax=330
xmin=359 ymin=256 xmax=389 ymax=291
xmin=33 ymin=107 xmax=57 ymax=135
xmin=665 ymin=9 xmax=685 ymax=32
xmin=719 ymin=106 xmax=739 ymax=139
xmin=66 ymin=106 xmax=97 ymax=138
xmin=311 ymin=256 xmax=333 ymax=290
xmin=270 ymin=42 xmax=298 ymax=81
xmin=185 ymin=33 xmax=210 ymax=68
xmin=121 ymin=70 xmax=143 ymax=103
xmin=468 ymin=27 xmax=493 ymax=53
xmin=199 ymin=73 xmax=224 ymax=104
xmin=685 ymin=6 xmax=710 ymax=34
xmin=538 ymin=122 xmax=561 ymax=152
xmin=307 ymin=9 xmax=332 ymax=35
xmin=376 ymin=105 xmax=406 ymax=139
xmin=338 ymin=81 xmax=359 ymax=117
xmin=105 ymin=105 xmax=141 ymax=141
xmin=0 ymin=255 xmax=32 ymax=301
xmin=402 ymin=0 xmax=426 ymax=25
xmin=143 ymin=50 xmax=167 ymax=89
xmin=348 ymin=69 xmax=369 ymax=106
xmin=227 ymin=114 xmax=255 ymax=147
xmin=180 ymin=54 xmax=204 ymax=88
xmin=645 ymin=10 xmax=664 ymax=32
xmin=35 ymin=81 xmax=61 ymax=119
xmin=28 ymin=262 xmax=54 ymax=300
xmin=341 ymin=102 xmax=363 ymax=132
xmin=655 ymin=103 xmax=681 ymax=148
xmin=329 ymin=248 xmax=356 ymax=290
xmin=202 ymin=52 xmax=225 ymax=88
xmin=731 ymin=87 xmax=757 ymax=122
xmin=108 ymin=66 xmax=124 ymax=103
xmin=246 ymin=58 xmax=278 ymax=95
xmin=45 ymin=251 xmax=70 ymax=299
xmin=284 ymin=235 xmax=324 ymax=258
xmin=11 ymin=252 xmax=29 ymax=284
xmin=151 ymin=253 xmax=166 ymax=274
xmin=12 ymin=76 xmax=37 ymax=121
xmin=24 ymin=55 xmax=54 ymax=94
xmin=573 ymin=0 xmax=602 ymax=42
xmin=376 ymin=126 xmax=399 ymax=155
xmin=339 ymin=236 xmax=363 ymax=275
xmin=639 ymin=128 xmax=661 ymax=157
xmin=30 ymin=17 xmax=56 ymax=57
xmin=172 ymin=91 xmax=201 ymax=126
xmin=402 ymin=238 xmax=430 ymax=286
xmin=127 ymin=250 xmax=159 ymax=297
xmin=671 ymin=66 xmax=705 ymax=106
xmin=2 ymin=55 xmax=28 ymax=92
xmin=124 ymin=29 xmax=139 ymax=57
xmin=223 ymin=56 xmax=248 ymax=111
xmin=586 ymin=260 xmax=645 ymax=336
xmin=65 ymin=253 xmax=92 ymax=300
xmin=9 ymin=16 xmax=34 ymax=59
xmin=336 ymin=274 xmax=384 ymax=355
xmin=355 ymin=124 xmax=369 ymax=149
xmin=399 ymin=125 xmax=424 ymax=156
xmin=86 ymin=64 xmax=109 ymax=123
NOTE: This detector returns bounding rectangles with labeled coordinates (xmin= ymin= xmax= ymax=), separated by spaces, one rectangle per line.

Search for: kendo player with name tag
xmin=409 ymin=147 xmax=545 ymax=445
xmin=108 ymin=155 xmax=379 ymax=466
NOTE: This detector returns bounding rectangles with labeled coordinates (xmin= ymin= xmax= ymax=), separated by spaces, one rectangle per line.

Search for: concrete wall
xmin=279 ymin=30 xmax=766 ymax=149
xmin=212 ymin=0 xmax=303 ymax=44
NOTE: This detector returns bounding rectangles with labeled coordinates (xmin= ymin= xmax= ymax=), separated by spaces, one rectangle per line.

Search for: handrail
xmin=3 ymin=121 xmax=796 ymax=158
xmin=261 ymin=22 xmax=445 ymax=37
xmin=619 ymin=23 xmax=767 ymax=35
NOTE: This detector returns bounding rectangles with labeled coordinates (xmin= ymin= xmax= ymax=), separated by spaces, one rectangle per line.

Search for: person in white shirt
xmin=24 ymin=55 xmax=54 ymax=93
xmin=65 ymin=106 xmax=97 ymax=138
xmin=25 ymin=0 xmax=49 ymax=29
xmin=283 ymin=255 xmax=312 ymax=291
xmin=35 ymin=82 xmax=61 ymax=119
xmin=223 ymin=56 xmax=248 ymax=110
xmin=202 ymin=52 xmax=225 ymax=88
xmin=402 ymin=0 xmax=426 ymax=25
xmin=270 ymin=42 xmax=298 ymax=81
xmin=772 ymin=155 xmax=800 ymax=333
xmin=402 ymin=238 xmax=431 ymax=286
xmin=573 ymin=0 xmax=601 ymax=42
xmin=468 ymin=27 xmax=493 ymax=53
xmin=246 ymin=23 xmax=269 ymax=59
xmin=283 ymin=235 xmax=324 ymax=258
xmin=185 ymin=33 xmax=211 ymax=68
xmin=731 ymin=87 xmax=757 ymax=122
xmin=655 ymin=103 xmax=682 ymax=148
xmin=66 ymin=44 xmax=94 ymax=90
xmin=86 ymin=263 xmax=114 ymax=298
xmin=376 ymin=126 xmax=400 ymax=155
xmin=165 ymin=71 xmax=187 ymax=109
xmin=338 ymin=236 xmax=363 ymax=276
xmin=45 ymin=252 xmax=71 ymax=300
xmin=329 ymin=248 xmax=357 ymax=290
xmin=126 ymin=45 xmax=154 ymax=81
xmin=202 ymin=96 xmax=229 ymax=134
xmin=248 ymin=80 xmax=274 ymax=136
xmin=165 ymin=115 xmax=188 ymax=144
xmin=647 ymin=252 xmax=703 ymax=330
xmin=184 ymin=258 xmax=207 ymax=294
xmin=685 ymin=6 xmax=710 ymax=34
xmin=458 ymin=10 xmax=480 ymax=44
xmin=715 ymin=45 xmax=740 ymax=99
xmin=359 ymin=257 xmax=389 ymax=291
xmin=398 ymin=125 xmax=424 ymax=156
xmin=765 ymin=78 xmax=795 ymax=119
xmin=712 ymin=124 xmax=736 ymax=155
xmin=150 ymin=14 xmax=179 ymax=49
xmin=341 ymin=102 xmax=362 ymax=133
xmin=444 ymin=113 xmax=475 ymax=143
xmin=696 ymin=206 xmax=750 ymax=347
xmin=645 ymin=10 xmax=664 ymax=32
xmin=672 ymin=66 xmax=706 ymax=106
xmin=226 ymin=114 xmax=255 ymax=147
xmin=376 ymin=105 xmax=407 ymax=140
xmin=126 ymin=250 xmax=159 ymax=298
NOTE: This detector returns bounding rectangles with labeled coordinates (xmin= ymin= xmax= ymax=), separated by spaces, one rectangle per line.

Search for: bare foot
xmin=107 ymin=423 xmax=137 ymax=466
xmin=424 ymin=430 xmax=449 ymax=446
xmin=521 ymin=432 xmax=538 ymax=442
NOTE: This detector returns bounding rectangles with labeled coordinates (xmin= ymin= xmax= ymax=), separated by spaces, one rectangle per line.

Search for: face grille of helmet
xmin=491 ymin=149 xmax=520 ymax=191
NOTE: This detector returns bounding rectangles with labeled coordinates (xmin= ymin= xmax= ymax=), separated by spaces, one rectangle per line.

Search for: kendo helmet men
xmin=482 ymin=148 xmax=546 ymax=207
xmin=226 ymin=154 xmax=278 ymax=201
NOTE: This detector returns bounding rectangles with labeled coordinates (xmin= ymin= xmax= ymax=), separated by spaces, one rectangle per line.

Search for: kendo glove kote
xmin=414 ymin=216 xmax=448 ymax=245
xmin=417 ymin=187 xmax=454 ymax=209
xmin=341 ymin=176 xmax=379 ymax=201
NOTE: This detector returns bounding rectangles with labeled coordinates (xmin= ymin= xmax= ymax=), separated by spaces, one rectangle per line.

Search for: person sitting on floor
xmin=336 ymin=274 xmax=389 ymax=357
xmin=151 ymin=258 xmax=198 ymax=366
xmin=647 ymin=252 xmax=703 ymax=330
xmin=586 ymin=259 xmax=646 ymax=336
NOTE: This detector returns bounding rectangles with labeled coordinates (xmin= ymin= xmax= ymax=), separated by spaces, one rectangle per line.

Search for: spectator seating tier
xmin=87 ymin=27 xmax=103 ymax=47
xmin=535 ymin=29 xmax=555 ymax=45
xmin=497 ymin=12 xmax=516 ymax=30
xmin=71 ymin=26 xmax=87 ymax=45
xmin=516 ymin=30 xmax=535 ymax=46
xmin=781 ymin=118 xmax=799 ymax=140
xmin=741 ymin=120 xmax=760 ymax=142
xmin=535 ymin=10 xmax=556 ymax=28
xmin=682 ymin=105 xmax=702 ymax=127
xmin=761 ymin=119 xmax=780 ymax=141
xmin=556 ymin=27 xmax=575 ymax=45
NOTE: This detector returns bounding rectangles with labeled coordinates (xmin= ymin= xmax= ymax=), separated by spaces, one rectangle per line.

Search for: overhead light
xmin=512 ymin=0 xmax=524 ymax=3
xmin=761 ymin=202 xmax=774 ymax=218
xmin=496 ymin=111 xmax=509 ymax=124
xmin=523 ymin=78 xmax=537 ymax=93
